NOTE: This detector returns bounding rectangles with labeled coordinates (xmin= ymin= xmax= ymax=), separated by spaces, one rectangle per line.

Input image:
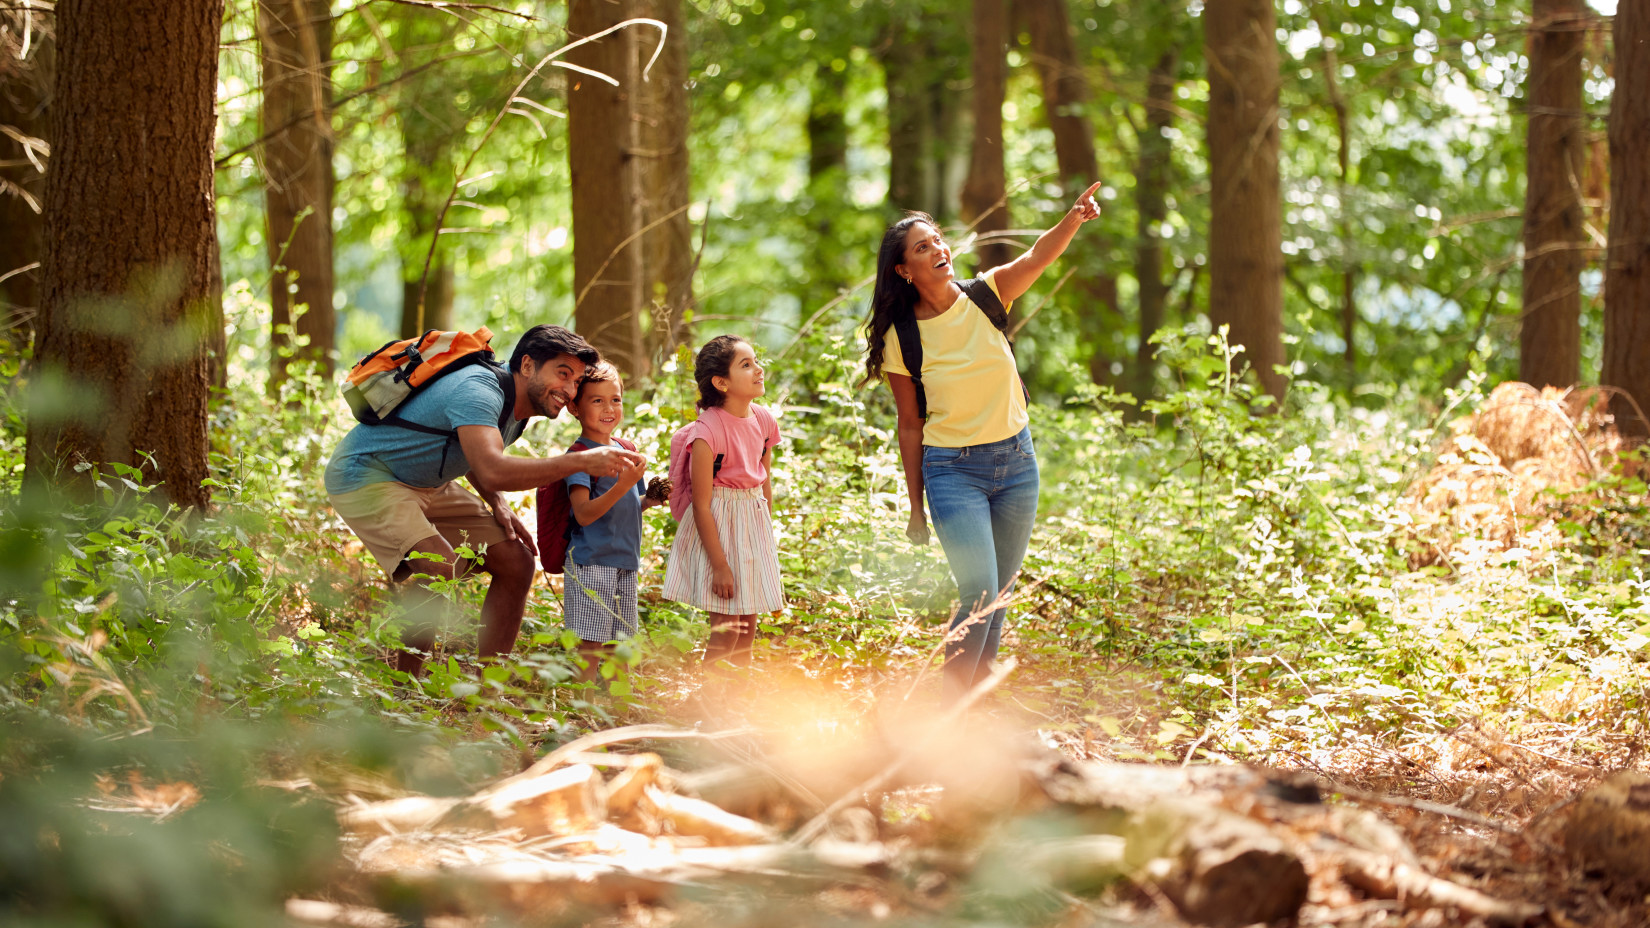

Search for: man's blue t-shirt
xmin=566 ymin=438 xmax=643 ymax=570
xmin=324 ymin=366 xmax=527 ymax=495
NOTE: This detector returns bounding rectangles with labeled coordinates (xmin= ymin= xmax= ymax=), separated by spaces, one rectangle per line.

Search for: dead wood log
xmin=1330 ymin=842 xmax=1542 ymax=926
xmin=436 ymin=763 xmax=606 ymax=837
xmin=285 ymin=899 xmax=403 ymax=928
xmin=338 ymin=796 xmax=461 ymax=837
xmin=1563 ymin=769 xmax=1650 ymax=891
xmin=643 ymin=785 xmax=777 ymax=846
xmin=1025 ymin=758 xmax=1311 ymax=927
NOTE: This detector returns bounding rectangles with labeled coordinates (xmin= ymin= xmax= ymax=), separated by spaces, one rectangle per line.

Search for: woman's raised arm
xmin=991 ymin=181 xmax=1103 ymax=304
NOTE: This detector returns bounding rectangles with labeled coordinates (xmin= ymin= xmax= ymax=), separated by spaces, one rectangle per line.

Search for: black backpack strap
xmin=957 ymin=276 xmax=1031 ymax=407
xmin=891 ymin=310 xmax=927 ymax=420
xmin=958 ymin=277 xmax=1010 ymax=332
xmin=491 ymin=362 xmax=516 ymax=433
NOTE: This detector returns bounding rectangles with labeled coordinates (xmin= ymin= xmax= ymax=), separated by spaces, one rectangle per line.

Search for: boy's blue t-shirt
xmin=324 ymin=366 xmax=527 ymax=495
xmin=566 ymin=438 xmax=643 ymax=570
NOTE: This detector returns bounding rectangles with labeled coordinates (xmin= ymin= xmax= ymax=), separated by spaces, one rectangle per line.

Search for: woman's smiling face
xmin=896 ymin=222 xmax=954 ymax=288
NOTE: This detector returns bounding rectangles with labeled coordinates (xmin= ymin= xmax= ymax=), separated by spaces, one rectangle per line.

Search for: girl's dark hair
xmin=694 ymin=335 xmax=748 ymax=409
xmin=861 ymin=212 xmax=935 ymax=385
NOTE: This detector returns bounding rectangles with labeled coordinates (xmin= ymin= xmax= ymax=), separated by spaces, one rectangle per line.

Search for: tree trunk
xmin=1133 ymin=47 xmax=1178 ymax=403
xmin=1204 ymin=0 xmax=1285 ymax=402
xmin=882 ymin=25 xmax=928 ymax=214
xmin=636 ymin=0 xmax=694 ymax=363
xmin=1521 ymin=0 xmax=1587 ymax=389
xmin=960 ymin=0 xmax=1013 ymax=274
xmin=569 ymin=0 xmax=645 ymax=376
xmin=0 ymin=8 xmax=52 ymax=351
xmin=395 ymin=10 xmax=458 ymax=338
xmin=805 ymin=62 xmax=851 ymax=312
xmin=1019 ymin=0 xmax=1122 ymax=381
xmin=1308 ymin=5 xmax=1358 ymax=383
xmin=25 ymin=0 xmax=224 ymax=509
xmin=260 ymin=0 xmax=336 ymax=381
xmin=1603 ymin=0 xmax=1650 ymax=438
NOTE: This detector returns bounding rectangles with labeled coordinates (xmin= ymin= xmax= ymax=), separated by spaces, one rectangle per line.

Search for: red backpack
xmin=535 ymin=435 xmax=638 ymax=574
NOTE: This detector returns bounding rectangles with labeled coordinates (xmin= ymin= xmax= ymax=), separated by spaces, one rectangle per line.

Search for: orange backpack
xmin=342 ymin=327 xmax=506 ymax=426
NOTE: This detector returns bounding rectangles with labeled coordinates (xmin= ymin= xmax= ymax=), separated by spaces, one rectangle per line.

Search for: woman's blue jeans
xmin=922 ymin=425 xmax=1039 ymax=704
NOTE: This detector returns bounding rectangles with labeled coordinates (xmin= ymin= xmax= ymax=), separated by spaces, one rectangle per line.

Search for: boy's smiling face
xmin=571 ymin=378 xmax=624 ymax=442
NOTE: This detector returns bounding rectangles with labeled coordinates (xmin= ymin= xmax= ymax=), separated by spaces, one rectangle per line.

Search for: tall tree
xmin=0 ymin=6 xmax=52 ymax=349
xmin=1308 ymin=4 xmax=1358 ymax=382
xmin=636 ymin=0 xmax=695 ymax=362
xmin=1019 ymin=0 xmax=1122 ymax=382
xmin=1133 ymin=45 xmax=1179 ymax=402
xmin=804 ymin=60 xmax=852 ymax=313
xmin=880 ymin=9 xmax=969 ymax=222
xmin=26 ymin=0 xmax=224 ymax=508
xmin=259 ymin=0 xmax=336 ymax=380
xmin=960 ymin=0 xmax=1013 ymax=273
xmin=396 ymin=10 xmax=459 ymax=337
xmin=1520 ymin=0 xmax=1586 ymax=389
xmin=1602 ymin=0 xmax=1650 ymax=438
xmin=569 ymin=0 xmax=645 ymax=375
xmin=1204 ymin=0 xmax=1285 ymax=402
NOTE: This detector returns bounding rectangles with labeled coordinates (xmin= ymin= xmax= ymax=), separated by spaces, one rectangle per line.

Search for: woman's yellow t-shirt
xmin=880 ymin=268 xmax=1029 ymax=448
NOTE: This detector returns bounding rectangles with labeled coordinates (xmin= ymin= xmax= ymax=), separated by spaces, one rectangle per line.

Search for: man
xmin=325 ymin=324 xmax=646 ymax=674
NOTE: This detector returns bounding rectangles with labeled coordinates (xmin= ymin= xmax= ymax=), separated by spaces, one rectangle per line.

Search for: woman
xmin=863 ymin=183 xmax=1103 ymax=703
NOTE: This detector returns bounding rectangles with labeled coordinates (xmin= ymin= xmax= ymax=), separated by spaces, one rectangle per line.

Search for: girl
xmin=662 ymin=335 xmax=784 ymax=668
xmin=862 ymin=183 xmax=1103 ymax=703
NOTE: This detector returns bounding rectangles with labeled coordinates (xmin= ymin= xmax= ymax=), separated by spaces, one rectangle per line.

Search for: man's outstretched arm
xmin=457 ymin=425 xmax=646 ymax=493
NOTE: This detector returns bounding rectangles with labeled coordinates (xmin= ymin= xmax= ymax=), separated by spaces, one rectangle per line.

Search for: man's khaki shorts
xmin=329 ymin=480 xmax=507 ymax=582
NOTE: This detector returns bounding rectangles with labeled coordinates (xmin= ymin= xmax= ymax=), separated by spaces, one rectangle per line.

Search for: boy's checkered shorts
xmin=562 ymin=557 xmax=639 ymax=643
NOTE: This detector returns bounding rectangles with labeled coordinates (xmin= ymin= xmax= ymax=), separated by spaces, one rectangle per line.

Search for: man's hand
xmin=577 ymin=446 xmax=646 ymax=478
xmin=491 ymin=500 xmax=538 ymax=557
xmin=905 ymin=510 xmax=930 ymax=545
xmin=617 ymin=456 xmax=647 ymax=489
xmin=711 ymin=563 xmax=736 ymax=600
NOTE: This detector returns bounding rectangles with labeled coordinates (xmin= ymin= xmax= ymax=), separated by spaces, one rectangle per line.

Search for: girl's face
xmin=714 ymin=341 xmax=765 ymax=401
xmin=895 ymin=222 xmax=954 ymax=289
xmin=572 ymin=379 xmax=624 ymax=437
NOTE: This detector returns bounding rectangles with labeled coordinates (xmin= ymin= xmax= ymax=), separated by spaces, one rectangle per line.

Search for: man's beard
xmin=529 ymin=385 xmax=568 ymax=418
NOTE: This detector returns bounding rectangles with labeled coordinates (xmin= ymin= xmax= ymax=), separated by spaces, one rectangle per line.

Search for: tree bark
xmin=395 ymin=10 xmax=458 ymax=338
xmin=805 ymin=62 xmax=852 ymax=312
xmin=960 ymin=0 xmax=1013 ymax=274
xmin=1204 ymin=0 xmax=1285 ymax=402
xmin=569 ymin=0 xmax=645 ymax=376
xmin=1521 ymin=0 xmax=1587 ymax=389
xmin=636 ymin=0 xmax=694 ymax=363
xmin=25 ymin=0 xmax=224 ymax=509
xmin=0 ymin=7 xmax=52 ymax=351
xmin=1133 ymin=47 xmax=1178 ymax=403
xmin=1603 ymin=0 xmax=1650 ymax=438
xmin=260 ymin=0 xmax=336 ymax=381
xmin=1019 ymin=0 xmax=1123 ymax=381
xmin=1308 ymin=5 xmax=1358 ymax=383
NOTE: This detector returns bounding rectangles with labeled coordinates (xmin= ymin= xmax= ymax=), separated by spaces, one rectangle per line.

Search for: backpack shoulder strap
xmin=614 ymin=436 xmax=637 ymax=453
xmin=891 ymin=311 xmax=927 ymax=420
xmin=492 ymin=362 xmax=516 ymax=433
xmin=958 ymin=277 xmax=1010 ymax=332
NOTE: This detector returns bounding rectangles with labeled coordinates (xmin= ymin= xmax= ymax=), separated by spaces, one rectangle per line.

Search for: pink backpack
xmin=665 ymin=407 xmax=775 ymax=521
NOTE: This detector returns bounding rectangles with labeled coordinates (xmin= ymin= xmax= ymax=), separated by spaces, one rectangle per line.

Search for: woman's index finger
xmin=1082 ymin=181 xmax=1102 ymax=199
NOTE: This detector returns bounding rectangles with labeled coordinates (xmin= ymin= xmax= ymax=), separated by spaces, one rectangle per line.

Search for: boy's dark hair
xmin=509 ymin=324 xmax=599 ymax=374
xmin=694 ymin=335 xmax=748 ymax=409
xmin=573 ymin=360 xmax=621 ymax=406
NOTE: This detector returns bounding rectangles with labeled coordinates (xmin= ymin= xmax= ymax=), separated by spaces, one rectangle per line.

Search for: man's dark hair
xmin=509 ymin=324 xmax=599 ymax=374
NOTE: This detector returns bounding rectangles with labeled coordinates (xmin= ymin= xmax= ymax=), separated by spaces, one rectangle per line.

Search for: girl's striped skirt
xmin=662 ymin=486 xmax=784 ymax=614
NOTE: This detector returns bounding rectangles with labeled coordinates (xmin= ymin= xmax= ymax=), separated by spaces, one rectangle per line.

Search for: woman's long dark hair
xmin=861 ymin=212 xmax=935 ymax=385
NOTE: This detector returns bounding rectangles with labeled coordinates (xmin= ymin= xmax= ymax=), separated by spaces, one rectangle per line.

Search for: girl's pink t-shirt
xmin=701 ymin=404 xmax=780 ymax=488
